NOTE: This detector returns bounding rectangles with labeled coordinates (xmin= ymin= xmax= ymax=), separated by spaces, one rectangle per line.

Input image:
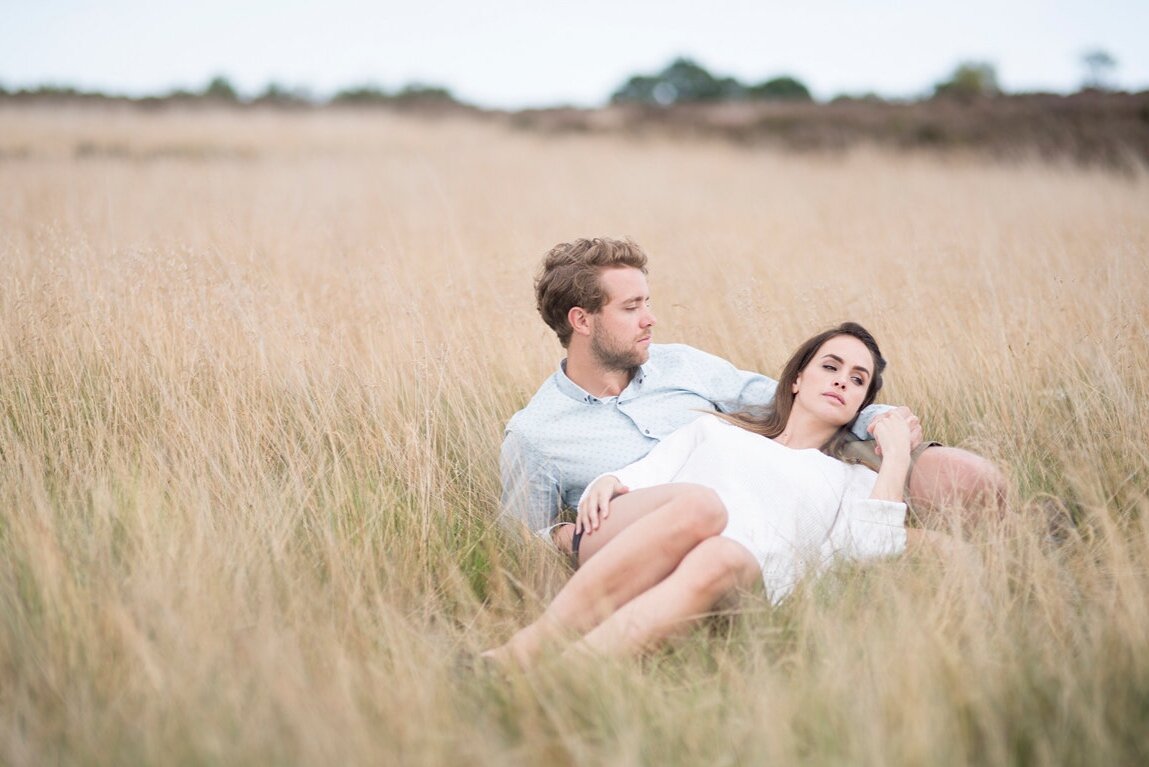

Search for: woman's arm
xmin=831 ymin=410 xmax=915 ymax=561
xmin=576 ymin=416 xmax=710 ymax=534
xmin=866 ymin=412 xmax=913 ymax=502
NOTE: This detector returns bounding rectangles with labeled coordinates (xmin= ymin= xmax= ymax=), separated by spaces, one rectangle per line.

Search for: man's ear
xmin=568 ymin=307 xmax=592 ymax=337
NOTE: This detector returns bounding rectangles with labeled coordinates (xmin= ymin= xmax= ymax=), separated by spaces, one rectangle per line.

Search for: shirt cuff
xmin=538 ymin=522 xmax=570 ymax=544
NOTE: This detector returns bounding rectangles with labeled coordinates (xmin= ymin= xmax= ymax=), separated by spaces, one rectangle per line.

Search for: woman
xmin=484 ymin=322 xmax=928 ymax=667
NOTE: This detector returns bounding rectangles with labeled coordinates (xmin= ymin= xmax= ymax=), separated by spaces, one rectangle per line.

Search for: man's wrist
xmin=550 ymin=523 xmax=575 ymax=554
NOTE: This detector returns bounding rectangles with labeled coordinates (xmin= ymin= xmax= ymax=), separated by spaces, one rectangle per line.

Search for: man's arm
xmin=499 ymin=430 xmax=564 ymax=539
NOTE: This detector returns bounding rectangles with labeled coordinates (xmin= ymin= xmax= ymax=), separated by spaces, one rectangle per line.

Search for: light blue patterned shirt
xmin=500 ymin=343 xmax=888 ymax=536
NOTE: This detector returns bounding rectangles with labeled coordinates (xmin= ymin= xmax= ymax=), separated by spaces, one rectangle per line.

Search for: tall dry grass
xmin=1 ymin=104 xmax=1148 ymax=765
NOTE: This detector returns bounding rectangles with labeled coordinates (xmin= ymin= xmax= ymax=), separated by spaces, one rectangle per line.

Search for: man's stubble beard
xmin=590 ymin=329 xmax=647 ymax=373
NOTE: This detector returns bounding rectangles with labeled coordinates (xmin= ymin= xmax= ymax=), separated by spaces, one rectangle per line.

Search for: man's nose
xmin=642 ymin=308 xmax=656 ymax=326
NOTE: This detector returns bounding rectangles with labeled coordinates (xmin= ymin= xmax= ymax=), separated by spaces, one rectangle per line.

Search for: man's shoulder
xmin=645 ymin=343 xmax=738 ymax=380
xmin=649 ymin=342 xmax=709 ymax=359
xmin=505 ymin=372 xmax=572 ymax=433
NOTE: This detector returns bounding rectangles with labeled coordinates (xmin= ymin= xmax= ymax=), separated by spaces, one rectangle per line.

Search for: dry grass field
xmin=2 ymin=105 xmax=1148 ymax=765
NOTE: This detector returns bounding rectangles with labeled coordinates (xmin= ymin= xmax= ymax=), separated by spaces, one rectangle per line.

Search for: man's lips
xmin=822 ymin=391 xmax=845 ymax=405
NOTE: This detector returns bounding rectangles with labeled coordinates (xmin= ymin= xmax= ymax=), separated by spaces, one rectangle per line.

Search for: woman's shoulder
xmin=696 ymin=413 xmax=745 ymax=436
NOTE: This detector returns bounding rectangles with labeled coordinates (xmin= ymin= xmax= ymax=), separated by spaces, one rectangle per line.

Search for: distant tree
xmin=392 ymin=83 xmax=455 ymax=104
xmin=20 ymin=84 xmax=84 ymax=98
xmin=745 ymin=75 xmax=812 ymax=102
xmin=160 ymin=87 xmax=199 ymax=100
xmin=612 ymin=57 xmax=741 ymax=105
xmin=1082 ymin=49 xmax=1117 ymax=90
xmin=253 ymin=82 xmax=310 ymax=105
xmin=612 ymin=75 xmax=662 ymax=105
xmin=203 ymin=75 xmax=239 ymax=101
xmin=933 ymin=61 xmax=1000 ymax=99
xmin=331 ymin=84 xmax=390 ymax=104
xmin=830 ymin=92 xmax=885 ymax=104
xmin=330 ymin=83 xmax=455 ymax=107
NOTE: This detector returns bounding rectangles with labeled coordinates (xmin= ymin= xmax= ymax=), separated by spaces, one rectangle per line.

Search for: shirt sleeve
xmin=851 ymin=404 xmax=893 ymax=441
xmin=680 ymin=345 xmax=779 ymax=412
xmin=831 ymin=462 xmax=908 ymax=560
xmin=577 ymin=417 xmax=709 ymax=508
xmin=499 ymin=430 xmax=563 ymax=538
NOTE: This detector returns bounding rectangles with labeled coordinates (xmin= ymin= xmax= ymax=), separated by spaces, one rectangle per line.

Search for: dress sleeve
xmin=499 ymin=430 xmax=563 ymax=538
xmin=577 ymin=417 xmax=709 ymax=507
xmin=830 ymin=462 xmax=908 ymax=560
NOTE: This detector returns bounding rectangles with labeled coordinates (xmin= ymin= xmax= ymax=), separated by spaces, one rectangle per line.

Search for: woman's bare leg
xmin=574 ymin=482 xmax=709 ymax=564
xmin=485 ymin=483 xmax=726 ymax=667
xmin=569 ymin=536 xmax=761 ymax=659
xmin=551 ymin=482 xmax=700 ymax=565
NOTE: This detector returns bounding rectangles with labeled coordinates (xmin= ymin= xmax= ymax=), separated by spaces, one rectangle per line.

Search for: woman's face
xmin=792 ymin=335 xmax=875 ymax=426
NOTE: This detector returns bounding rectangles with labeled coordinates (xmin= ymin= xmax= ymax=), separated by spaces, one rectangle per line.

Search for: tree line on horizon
xmin=0 ymin=50 xmax=1122 ymax=110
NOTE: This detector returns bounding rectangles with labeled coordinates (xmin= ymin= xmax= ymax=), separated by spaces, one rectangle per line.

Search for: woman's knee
xmin=677 ymin=537 xmax=759 ymax=600
xmin=666 ymin=484 xmax=727 ymax=539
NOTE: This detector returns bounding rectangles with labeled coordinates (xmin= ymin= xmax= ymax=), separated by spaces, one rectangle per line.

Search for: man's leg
xmin=908 ymin=447 xmax=1007 ymax=530
xmin=485 ymin=483 xmax=727 ymax=668
xmin=568 ymin=536 xmax=761 ymax=658
xmin=841 ymin=438 xmax=1007 ymax=529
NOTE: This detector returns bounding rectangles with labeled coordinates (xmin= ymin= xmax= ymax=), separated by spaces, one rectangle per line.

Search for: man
xmin=500 ymin=237 xmax=1004 ymax=561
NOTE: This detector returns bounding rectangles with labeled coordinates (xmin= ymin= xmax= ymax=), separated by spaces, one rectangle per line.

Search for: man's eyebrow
xmin=821 ymin=353 xmax=870 ymax=376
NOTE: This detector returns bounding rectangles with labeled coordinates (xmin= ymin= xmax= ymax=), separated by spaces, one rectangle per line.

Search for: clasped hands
xmin=868 ymin=405 xmax=921 ymax=459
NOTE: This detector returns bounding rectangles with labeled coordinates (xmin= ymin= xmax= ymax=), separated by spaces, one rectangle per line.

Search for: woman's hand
xmin=868 ymin=409 xmax=914 ymax=462
xmin=868 ymin=412 xmax=914 ymax=503
xmin=869 ymin=406 xmax=922 ymax=455
xmin=577 ymin=475 xmax=628 ymax=535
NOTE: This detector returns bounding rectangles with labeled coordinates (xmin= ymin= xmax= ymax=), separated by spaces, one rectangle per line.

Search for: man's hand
xmin=868 ymin=406 xmax=922 ymax=455
xmin=577 ymin=475 xmax=628 ymax=535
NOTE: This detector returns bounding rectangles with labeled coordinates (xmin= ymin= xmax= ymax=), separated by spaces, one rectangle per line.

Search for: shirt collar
xmin=556 ymin=357 xmax=649 ymax=404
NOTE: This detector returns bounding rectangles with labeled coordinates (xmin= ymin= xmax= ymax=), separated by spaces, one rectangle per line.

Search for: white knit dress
xmin=581 ymin=416 xmax=908 ymax=602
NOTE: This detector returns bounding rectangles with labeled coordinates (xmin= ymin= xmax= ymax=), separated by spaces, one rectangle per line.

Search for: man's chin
xmin=591 ymin=342 xmax=650 ymax=372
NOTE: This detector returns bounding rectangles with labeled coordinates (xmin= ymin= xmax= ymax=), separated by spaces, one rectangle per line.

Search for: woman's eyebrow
xmin=821 ymin=354 xmax=870 ymax=376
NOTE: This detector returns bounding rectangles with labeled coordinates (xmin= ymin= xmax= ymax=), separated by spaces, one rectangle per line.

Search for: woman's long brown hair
xmin=715 ymin=322 xmax=887 ymax=458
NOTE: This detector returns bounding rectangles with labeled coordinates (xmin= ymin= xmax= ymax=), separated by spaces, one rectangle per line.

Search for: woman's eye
xmin=851 ymin=377 xmax=864 ymax=386
xmin=823 ymin=364 xmax=836 ymax=371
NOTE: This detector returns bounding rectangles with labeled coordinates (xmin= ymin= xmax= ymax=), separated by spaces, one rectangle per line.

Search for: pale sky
xmin=2 ymin=0 xmax=1146 ymax=108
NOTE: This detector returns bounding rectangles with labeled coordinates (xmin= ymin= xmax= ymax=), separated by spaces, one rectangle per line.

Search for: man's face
xmin=587 ymin=267 xmax=656 ymax=371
